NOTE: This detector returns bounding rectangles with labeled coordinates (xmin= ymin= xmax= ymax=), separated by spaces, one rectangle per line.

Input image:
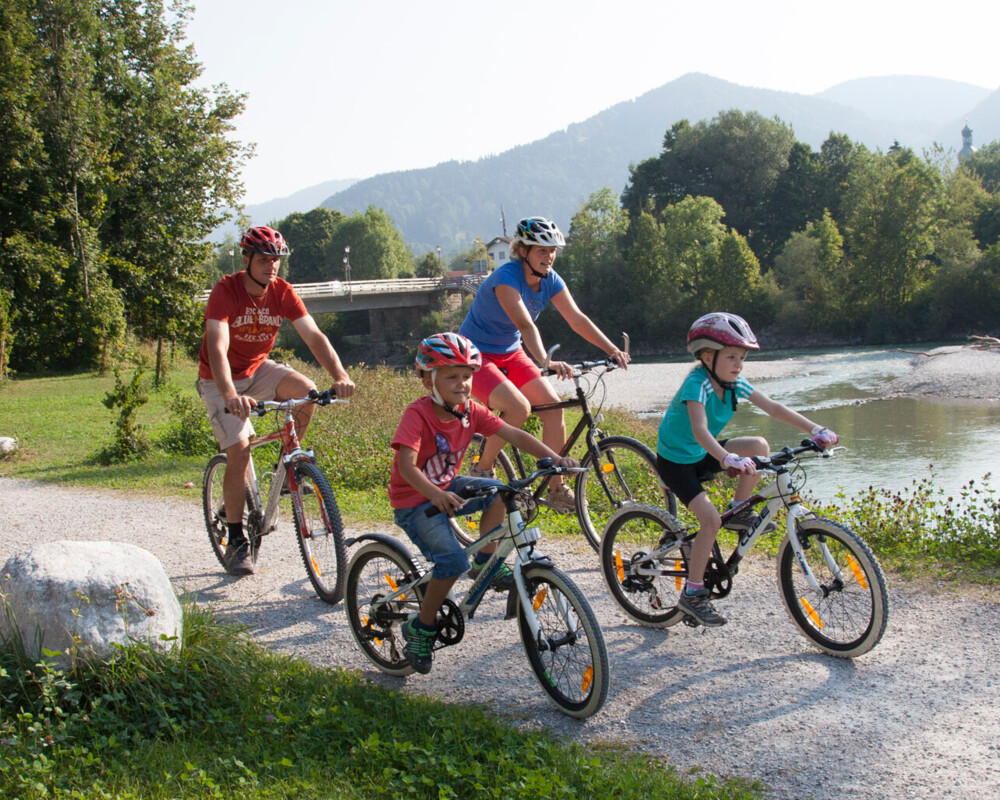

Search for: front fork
xmin=781 ymin=503 xmax=831 ymax=592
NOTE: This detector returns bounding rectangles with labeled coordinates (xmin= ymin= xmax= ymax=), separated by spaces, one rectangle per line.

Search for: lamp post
xmin=436 ymin=245 xmax=442 ymax=272
xmin=228 ymin=249 xmax=236 ymax=274
xmin=343 ymin=245 xmax=352 ymax=300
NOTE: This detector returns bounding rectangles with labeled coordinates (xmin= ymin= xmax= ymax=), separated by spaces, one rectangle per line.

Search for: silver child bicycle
xmin=344 ymin=460 xmax=610 ymax=718
xmin=600 ymin=440 xmax=889 ymax=658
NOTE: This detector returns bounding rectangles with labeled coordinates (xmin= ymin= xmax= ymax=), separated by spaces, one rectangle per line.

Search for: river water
xmin=639 ymin=346 xmax=1000 ymax=501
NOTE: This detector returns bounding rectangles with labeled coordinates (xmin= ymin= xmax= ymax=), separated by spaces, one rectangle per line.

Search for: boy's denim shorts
xmin=393 ymin=475 xmax=505 ymax=580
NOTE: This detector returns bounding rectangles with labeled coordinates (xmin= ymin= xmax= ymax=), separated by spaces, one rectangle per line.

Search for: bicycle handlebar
xmin=541 ymin=333 xmax=630 ymax=377
xmin=752 ymin=439 xmax=844 ymax=470
xmin=223 ymin=388 xmax=349 ymax=416
xmin=424 ymin=458 xmax=587 ymax=517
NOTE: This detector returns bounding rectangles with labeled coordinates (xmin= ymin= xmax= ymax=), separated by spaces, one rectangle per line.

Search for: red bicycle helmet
xmin=415 ymin=333 xmax=482 ymax=372
xmin=687 ymin=312 xmax=759 ymax=356
xmin=240 ymin=225 xmax=289 ymax=257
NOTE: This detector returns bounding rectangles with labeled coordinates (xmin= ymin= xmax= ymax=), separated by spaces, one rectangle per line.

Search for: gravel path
xmin=2 ymin=477 xmax=998 ymax=799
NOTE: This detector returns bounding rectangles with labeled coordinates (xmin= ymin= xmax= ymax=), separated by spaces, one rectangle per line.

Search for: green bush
xmin=157 ymin=387 xmax=218 ymax=457
xmin=96 ymin=367 xmax=150 ymax=465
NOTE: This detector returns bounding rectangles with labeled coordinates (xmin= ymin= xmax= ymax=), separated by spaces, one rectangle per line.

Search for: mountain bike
xmin=344 ymin=460 xmax=610 ymax=718
xmin=456 ymin=336 xmax=673 ymax=551
xmin=599 ymin=440 xmax=889 ymax=658
xmin=202 ymin=388 xmax=349 ymax=604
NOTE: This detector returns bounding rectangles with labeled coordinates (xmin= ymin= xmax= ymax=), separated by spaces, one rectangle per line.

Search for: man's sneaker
xmin=545 ymin=482 xmax=576 ymax=512
xmin=467 ymin=560 xmax=515 ymax=591
xmin=225 ymin=541 xmax=255 ymax=576
xmin=401 ymin=615 xmax=436 ymax=674
xmin=467 ymin=464 xmax=496 ymax=479
xmin=677 ymin=589 xmax=727 ymax=627
xmin=723 ymin=504 xmax=776 ymax=533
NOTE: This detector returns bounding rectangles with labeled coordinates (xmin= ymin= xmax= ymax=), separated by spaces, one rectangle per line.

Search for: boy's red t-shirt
xmin=389 ymin=396 xmax=504 ymax=509
xmin=198 ymin=273 xmax=307 ymax=381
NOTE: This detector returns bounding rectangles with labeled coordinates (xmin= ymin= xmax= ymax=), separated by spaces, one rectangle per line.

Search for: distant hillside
xmin=312 ymin=72 xmax=995 ymax=253
xmin=210 ymin=178 xmax=358 ymax=242
xmin=817 ymin=76 xmax=990 ymax=125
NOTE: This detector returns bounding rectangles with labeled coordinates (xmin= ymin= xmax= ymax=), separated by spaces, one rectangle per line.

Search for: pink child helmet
xmin=686 ymin=312 xmax=759 ymax=357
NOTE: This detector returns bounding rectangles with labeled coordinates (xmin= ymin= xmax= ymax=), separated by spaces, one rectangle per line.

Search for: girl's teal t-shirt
xmin=656 ymin=365 xmax=755 ymax=464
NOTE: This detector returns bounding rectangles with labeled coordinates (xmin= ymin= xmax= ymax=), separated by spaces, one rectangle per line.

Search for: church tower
xmin=958 ymin=121 xmax=977 ymax=162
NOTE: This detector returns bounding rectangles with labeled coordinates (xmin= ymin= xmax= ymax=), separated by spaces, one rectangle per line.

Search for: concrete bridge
xmin=200 ymin=275 xmax=484 ymax=341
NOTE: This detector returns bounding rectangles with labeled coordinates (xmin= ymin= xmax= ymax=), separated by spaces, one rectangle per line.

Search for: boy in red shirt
xmin=390 ymin=332 xmax=576 ymax=674
xmin=197 ymin=226 xmax=355 ymax=575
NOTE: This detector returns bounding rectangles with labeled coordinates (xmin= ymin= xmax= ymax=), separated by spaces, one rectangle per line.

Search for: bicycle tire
xmin=202 ymin=452 xmax=262 ymax=571
xmin=516 ymin=563 xmax=609 ymax=718
xmin=777 ymin=518 xmax=889 ymax=658
xmin=576 ymin=435 xmax=676 ymax=551
xmin=291 ymin=460 xmax=348 ymax=605
xmin=450 ymin=435 xmax=517 ymax=547
xmin=345 ymin=538 xmax=425 ymax=676
xmin=600 ymin=503 xmax=687 ymax=627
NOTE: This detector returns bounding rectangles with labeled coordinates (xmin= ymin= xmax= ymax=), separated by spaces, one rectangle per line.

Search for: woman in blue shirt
xmin=459 ymin=216 xmax=628 ymax=510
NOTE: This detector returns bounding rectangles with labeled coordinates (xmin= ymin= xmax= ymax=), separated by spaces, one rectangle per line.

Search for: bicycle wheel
xmin=600 ymin=503 xmax=687 ymax=627
xmin=203 ymin=453 xmax=261 ymax=570
xmin=576 ymin=435 xmax=676 ymax=551
xmin=292 ymin=460 xmax=348 ymax=605
xmin=345 ymin=538 xmax=425 ymax=676
xmin=450 ymin=435 xmax=517 ymax=547
xmin=517 ymin=564 xmax=609 ymax=718
xmin=777 ymin=518 xmax=889 ymax=658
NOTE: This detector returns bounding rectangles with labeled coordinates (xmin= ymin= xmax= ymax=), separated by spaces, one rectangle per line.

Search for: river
xmin=630 ymin=345 xmax=1000 ymax=501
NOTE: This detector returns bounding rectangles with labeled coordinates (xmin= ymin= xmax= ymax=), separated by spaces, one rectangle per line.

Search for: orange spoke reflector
xmin=847 ymin=554 xmax=868 ymax=589
xmin=674 ymin=560 xmax=683 ymax=591
xmin=614 ymin=551 xmax=624 ymax=582
xmin=467 ymin=519 xmax=477 ymax=530
xmin=311 ymin=557 xmax=321 ymax=574
xmin=385 ymin=574 xmax=399 ymax=591
xmin=582 ymin=665 xmax=594 ymax=692
xmin=533 ymin=587 xmax=548 ymax=611
xmin=800 ymin=596 xmax=824 ymax=628
xmin=601 ymin=463 xmax=615 ymax=473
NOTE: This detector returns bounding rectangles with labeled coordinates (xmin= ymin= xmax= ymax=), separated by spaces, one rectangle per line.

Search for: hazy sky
xmin=185 ymin=0 xmax=1000 ymax=205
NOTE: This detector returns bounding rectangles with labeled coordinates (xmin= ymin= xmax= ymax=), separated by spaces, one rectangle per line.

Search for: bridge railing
xmin=198 ymin=275 xmax=484 ymax=303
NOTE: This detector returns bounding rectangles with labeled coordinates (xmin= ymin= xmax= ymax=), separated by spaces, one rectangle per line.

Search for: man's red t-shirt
xmin=197 ymin=273 xmax=307 ymax=381
xmin=388 ymin=396 xmax=504 ymax=509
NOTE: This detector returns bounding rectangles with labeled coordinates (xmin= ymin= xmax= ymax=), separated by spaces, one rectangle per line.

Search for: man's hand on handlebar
xmin=224 ymin=395 xmax=255 ymax=420
xmin=552 ymin=454 xmax=579 ymax=470
xmin=330 ymin=376 xmax=356 ymax=399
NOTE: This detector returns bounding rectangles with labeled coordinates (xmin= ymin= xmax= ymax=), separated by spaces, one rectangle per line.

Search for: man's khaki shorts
xmin=197 ymin=360 xmax=296 ymax=450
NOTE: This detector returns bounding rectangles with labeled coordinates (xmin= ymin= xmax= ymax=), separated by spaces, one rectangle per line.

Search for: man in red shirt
xmin=197 ymin=225 xmax=355 ymax=575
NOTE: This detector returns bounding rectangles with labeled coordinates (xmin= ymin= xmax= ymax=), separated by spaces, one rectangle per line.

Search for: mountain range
xmin=235 ymin=73 xmax=999 ymax=255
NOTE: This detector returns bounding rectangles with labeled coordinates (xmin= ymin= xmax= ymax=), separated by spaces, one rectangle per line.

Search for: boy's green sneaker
xmin=401 ymin=615 xmax=436 ymax=674
xmin=467 ymin=559 xmax=515 ymax=591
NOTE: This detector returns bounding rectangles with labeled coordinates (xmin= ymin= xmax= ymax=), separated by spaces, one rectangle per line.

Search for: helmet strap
xmin=245 ymin=256 xmax=270 ymax=292
xmin=708 ymin=351 xmax=738 ymax=412
xmin=430 ymin=371 xmax=470 ymax=427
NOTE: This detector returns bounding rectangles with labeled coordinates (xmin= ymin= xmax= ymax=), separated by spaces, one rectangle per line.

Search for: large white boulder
xmin=0 ymin=541 xmax=182 ymax=664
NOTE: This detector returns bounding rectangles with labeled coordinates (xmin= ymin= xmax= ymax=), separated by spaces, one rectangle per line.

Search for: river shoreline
xmin=578 ymin=346 xmax=1000 ymax=416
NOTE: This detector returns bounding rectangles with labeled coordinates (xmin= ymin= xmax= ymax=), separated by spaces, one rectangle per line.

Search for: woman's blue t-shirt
xmin=656 ymin=365 xmax=755 ymax=464
xmin=458 ymin=261 xmax=567 ymax=354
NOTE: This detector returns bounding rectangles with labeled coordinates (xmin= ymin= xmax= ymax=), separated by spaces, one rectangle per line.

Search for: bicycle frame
xmin=660 ymin=445 xmax=844 ymax=595
xmin=368 ymin=494 xmax=558 ymax=640
xmin=243 ymin=397 xmax=328 ymax=535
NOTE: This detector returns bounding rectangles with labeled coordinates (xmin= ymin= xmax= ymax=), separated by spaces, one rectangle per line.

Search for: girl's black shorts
xmin=654 ymin=440 xmax=729 ymax=506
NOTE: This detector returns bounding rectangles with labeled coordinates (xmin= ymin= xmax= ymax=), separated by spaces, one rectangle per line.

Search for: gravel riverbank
xmin=1 ymin=477 xmax=997 ymax=800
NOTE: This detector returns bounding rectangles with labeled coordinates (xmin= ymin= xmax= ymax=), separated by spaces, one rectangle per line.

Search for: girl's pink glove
xmin=723 ymin=453 xmax=756 ymax=476
xmin=811 ymin=426 xmax=839 ymax=448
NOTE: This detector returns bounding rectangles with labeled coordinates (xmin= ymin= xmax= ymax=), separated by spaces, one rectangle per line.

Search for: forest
xmin=4 ymin=1 xmax=1000 ymax=382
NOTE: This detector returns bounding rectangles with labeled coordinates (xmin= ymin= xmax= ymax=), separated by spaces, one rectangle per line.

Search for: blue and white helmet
xmin=515 ymin=216 xmax=566 ymax=248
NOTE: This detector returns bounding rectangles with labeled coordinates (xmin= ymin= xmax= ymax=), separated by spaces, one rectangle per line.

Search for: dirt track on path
xmin=2 ymin=477 xmax=998 ymax=799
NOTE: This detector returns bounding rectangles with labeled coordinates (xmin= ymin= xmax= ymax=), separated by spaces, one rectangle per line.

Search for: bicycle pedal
xmin=681 ymin=614 xmax=701 ymax=628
